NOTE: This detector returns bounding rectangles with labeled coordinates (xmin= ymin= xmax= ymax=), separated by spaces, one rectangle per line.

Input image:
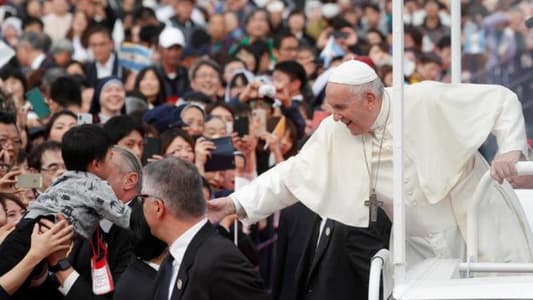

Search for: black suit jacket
xmin=113 ymin=258 xmax=157 ymax=300
xmin=84 ymin=54 xmax=126 ymax=88
xmin=156 ymin=65 xmax=191 ymax=100
xmin=272 ymin=203 xmax=316 ymax=300
xmin=295 ymin=208 xmax=391 ymax=300
xmin=153 ymin=222 xmax=271 ymax=300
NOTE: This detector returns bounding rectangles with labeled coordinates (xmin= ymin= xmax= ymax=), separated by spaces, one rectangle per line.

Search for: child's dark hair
xmin=61 ymin=124 xmax=113 ymax=171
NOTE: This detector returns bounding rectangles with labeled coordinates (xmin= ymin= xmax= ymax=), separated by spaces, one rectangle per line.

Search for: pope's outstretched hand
xmin=208 ymin=197 xmax=236 ymax=224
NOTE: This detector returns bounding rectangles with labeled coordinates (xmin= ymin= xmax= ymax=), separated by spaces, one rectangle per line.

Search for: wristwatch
xmin=49 ymin=259 xmax=71 ymax=273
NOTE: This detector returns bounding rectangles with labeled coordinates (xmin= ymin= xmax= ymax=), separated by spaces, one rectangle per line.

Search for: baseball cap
xmin=158 ymin=26 xmax=186 ymax=48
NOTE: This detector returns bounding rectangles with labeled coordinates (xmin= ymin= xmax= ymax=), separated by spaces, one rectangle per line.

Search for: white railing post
xmin=392 ymin=0 xmax=406 ymax=284
xmin=451 ymin=0 xmax=462 ymax=84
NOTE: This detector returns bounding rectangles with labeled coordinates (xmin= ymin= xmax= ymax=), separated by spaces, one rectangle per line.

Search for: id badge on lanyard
xmin=90 ymin=227 xmax=114 ymax=295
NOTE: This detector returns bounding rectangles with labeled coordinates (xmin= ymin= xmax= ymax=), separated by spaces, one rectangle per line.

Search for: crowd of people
xmin=0 ymin=0 xmax=532 ymax=299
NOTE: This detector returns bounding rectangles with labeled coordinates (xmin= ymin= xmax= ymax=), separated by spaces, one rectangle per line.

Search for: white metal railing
xmin=391 ymin=0 xmax=406 ymax=282
xmin=369 ymin=249 xmax=392 ymax=300
xmin=459 ymin=262 xmax=533 ymax=273
xmin=465 ymin=161 xmax=533 ymax=276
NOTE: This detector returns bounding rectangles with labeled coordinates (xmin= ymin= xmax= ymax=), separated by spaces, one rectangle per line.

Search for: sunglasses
xmin=136 ymin=193 xmax=164 ymax=205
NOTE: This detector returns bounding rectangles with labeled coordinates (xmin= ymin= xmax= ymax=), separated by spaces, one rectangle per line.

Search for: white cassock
xmin=231 ymin=81 xmax=532 ymax=267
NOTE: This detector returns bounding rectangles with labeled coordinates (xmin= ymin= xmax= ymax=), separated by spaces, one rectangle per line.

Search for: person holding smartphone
xmin=0 ymin=113 xmax=22 ymax=176
xmin=0 ymin=113 xmax=24 ymax=197
xmin=231 ymin=62 xmax=307 ymax=140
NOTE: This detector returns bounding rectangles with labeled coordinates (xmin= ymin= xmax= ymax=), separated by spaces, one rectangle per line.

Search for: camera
xmin=330 ymin=31 xmax=349 ymax=39
xmin=258 ymin=84 xmax=276 ymax=98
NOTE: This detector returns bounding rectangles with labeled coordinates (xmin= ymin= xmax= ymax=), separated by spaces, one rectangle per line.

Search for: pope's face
xmin=325 ymin=83 xmax=376 ymax=136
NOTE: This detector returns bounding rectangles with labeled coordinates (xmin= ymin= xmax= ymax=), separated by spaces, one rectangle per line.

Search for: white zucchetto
xmin=328 ymin=60 xmax=378 ymax=85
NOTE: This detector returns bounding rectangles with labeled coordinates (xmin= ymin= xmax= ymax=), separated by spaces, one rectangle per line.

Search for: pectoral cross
xmin=364 ymin=193 xmax=383 ymax=223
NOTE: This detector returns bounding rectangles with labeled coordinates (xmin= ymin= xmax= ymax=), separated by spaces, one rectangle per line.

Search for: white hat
xmin=328 ymin=60 xmax=378 ymax=85
xmin=266 ymin=1 xmax=285 ymax=12
xmin=253 ymin=0 xmax=269 ymax=8
xmin=1 ymin=17 xmax=22 ymax=37
xmin=159 ymin=26 xmax=186 ymax=48
xmin=321 ymin=3 xmax=340 ymax=19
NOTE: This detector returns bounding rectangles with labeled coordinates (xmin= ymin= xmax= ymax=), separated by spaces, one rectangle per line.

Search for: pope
xmin=209 ymin=59 xmax=531 ymax=265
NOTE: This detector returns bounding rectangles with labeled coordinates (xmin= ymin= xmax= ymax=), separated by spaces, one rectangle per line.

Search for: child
xmin=0 ymin=124 xmax=131 ymax=288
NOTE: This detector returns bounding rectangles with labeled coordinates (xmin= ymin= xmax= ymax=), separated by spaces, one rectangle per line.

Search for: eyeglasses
xmin=136 ymin=193 xmax=164 ymax=205
xmin=0 ymin=137 xmax=23 ymax=149
xmin=41 ymin=163 xmax=66 ymax=173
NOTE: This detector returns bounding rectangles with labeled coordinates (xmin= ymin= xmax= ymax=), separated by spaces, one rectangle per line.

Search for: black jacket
xmin=113 ymin=258 xmax=157 ymax=300
xmin=156 ymin=65 xmax=191 ymax=100
xmin=272 ymin=203 xmax=316 ymax=300
xmin=295 ymin=208 xmax=392 ymax=300
xmin=84 ymin=54 xmax=127 ymax=88
xmin=152 ymin=222 xmax=271 ymax=300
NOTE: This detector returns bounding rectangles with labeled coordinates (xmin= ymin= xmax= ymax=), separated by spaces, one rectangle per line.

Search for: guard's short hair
xmin=142 ymin=158 xmax=206 ymax=219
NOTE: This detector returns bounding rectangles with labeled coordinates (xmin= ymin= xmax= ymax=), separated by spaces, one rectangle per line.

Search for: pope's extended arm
xmin=489 ymin=88 xmax=529 ymax=184
xmin=208 ymin=163 xmax=299 ymax=225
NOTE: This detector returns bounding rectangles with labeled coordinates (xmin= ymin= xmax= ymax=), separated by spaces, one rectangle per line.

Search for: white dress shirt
xmin=166 ymin=218 xmax=208 ymax=300
xmin=31 ymin=53 xmax=46 ymax=70
xmin=96 ymin=54 xmax=115 ymax=79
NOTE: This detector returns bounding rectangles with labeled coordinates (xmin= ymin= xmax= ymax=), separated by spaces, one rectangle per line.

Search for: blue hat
xmin=143 ymin=104 xmax=186 ymax=134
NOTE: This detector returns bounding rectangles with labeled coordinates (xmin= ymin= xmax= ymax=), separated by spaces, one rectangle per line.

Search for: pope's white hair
xmin=348 ymin=78 xmax=384 ymax=102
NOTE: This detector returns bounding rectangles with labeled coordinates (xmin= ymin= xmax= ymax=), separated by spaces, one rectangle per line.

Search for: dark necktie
xmin=156 ymin=254 xmax=175 ymax=300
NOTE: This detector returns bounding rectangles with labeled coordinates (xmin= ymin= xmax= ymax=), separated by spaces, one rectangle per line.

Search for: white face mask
xmin=253 ymin=0 xmax=269 ymax=8
xmin=404 ymin=59 xmax=416 ymax=77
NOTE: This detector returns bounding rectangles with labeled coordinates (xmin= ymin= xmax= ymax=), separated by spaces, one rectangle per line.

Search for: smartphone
xmin=142 ymin=137 xmax=161 ymax=165
xmin=25 ymin=88 xmax=50 ymax=119
xmin=330 ymin=31 xmax=349 ymax=39
xmin=233 ymin=116 xmax=249 ymax=137
xmin=252 ymin=109 xmax=267 ymax=135
xmin=77 ymin=113 xmax=93 ymax=125
xmin=16 ymin=174 xmax=43 ymax=189
xmin=204 ymin=137 xmax=236 ymax=172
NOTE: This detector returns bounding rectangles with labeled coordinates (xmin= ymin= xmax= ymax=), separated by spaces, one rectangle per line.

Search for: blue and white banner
xmin=118 ymin=42 xmax=153 ymax=72
xmin=320 ymin=36 xmax=345 ymax=69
